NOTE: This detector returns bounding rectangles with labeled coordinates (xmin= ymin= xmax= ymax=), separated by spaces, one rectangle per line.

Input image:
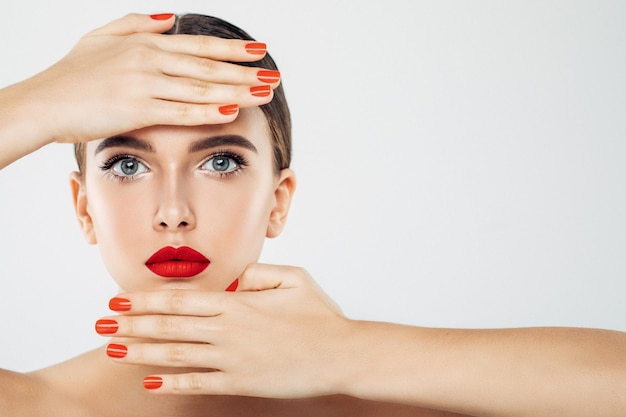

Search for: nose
xmin=153 ymin=174 xmax=196 ymax=232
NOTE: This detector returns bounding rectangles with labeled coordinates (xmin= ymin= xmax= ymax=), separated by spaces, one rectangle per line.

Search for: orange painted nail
xmin=225 ymin=278 xmax=239 ymax=292
xmin=257 ymin=70 xmax=280 ymax=83
xmin=95 ymin=319 xmax=118 ymax=335
xmin=109 ymin=297 xmax=131 ymax=312
xmin=144 ymin=376 xmax=163 ymax=390
xmin=250 ymin=85 xmax=271 ymax=97
xmin=245 ymin=42 xmax=267 ymax=55
xmin=107 ymin=343 xmax=127 ymax=359
xmin=219 ymin=104 xmax=239 ymax=116
xmin=150 ymin=13 xmax=174 ymax=20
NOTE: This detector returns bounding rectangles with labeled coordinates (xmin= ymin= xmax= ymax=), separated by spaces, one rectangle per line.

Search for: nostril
xmin=179 ymin=221 xmax=189 ymax=228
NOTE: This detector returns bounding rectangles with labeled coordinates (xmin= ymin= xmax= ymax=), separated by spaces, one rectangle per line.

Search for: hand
xmin=96 ymin=264 xmax=352 ymax=398
xmin=10 ymin=13 xmax=278 ymax=145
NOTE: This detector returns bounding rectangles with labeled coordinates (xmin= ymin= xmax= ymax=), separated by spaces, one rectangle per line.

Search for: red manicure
xmin=144 ymin=376 xmax=163 ymax=390
xmin=109 ymin=297 xmax=131 ymax=312
xmin=95 ymin=319 xmax=118 ymax=335
xmin=250 ymin=85 xmax=271 ymax=97
xmin=106 ymin=343 xmax=128 ymax=359
xmin=245 ymin=42 xmax=267 ymax=55
xmin=225 ymin=278 xmax=239 ymax=292
xmin=219 ymin=104 xmax=239 ymax=115
xmin=150 ymin=13 xmax=174 ymax=20
xmin=257 ymin=70 xmax=281 ymax=83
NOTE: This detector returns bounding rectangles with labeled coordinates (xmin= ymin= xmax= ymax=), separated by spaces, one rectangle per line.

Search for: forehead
xmin=85 ymin=108 xmax=272 ymax=159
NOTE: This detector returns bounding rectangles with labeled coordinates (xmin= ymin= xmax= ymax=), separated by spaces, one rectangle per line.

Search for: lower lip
xmin=146 ymin=261 xmax=209 ymax=278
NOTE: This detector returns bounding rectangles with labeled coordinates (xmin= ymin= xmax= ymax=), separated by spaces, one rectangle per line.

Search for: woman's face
xmin=70 ymin=109 xmax=295 ymax=292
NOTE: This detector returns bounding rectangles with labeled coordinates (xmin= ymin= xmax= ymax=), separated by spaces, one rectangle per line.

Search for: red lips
xmin=145 ymin=246 xmax=210 ymax=278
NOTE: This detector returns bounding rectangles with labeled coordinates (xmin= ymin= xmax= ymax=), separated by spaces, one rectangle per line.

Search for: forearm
xmin=333 ymin=321 xmax=626 ymax=417
xmin=0 ymin=78 xmax=54 ymax=169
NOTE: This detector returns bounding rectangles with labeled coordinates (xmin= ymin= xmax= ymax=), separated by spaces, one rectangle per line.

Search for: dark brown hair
xmin=74 ymin=13 xmax=291 ymax=174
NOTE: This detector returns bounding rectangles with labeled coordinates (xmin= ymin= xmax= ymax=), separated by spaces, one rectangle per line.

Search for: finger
xmin=88 ymin=13 xmax=176 ymax=36
xmin=151 ymin=34 xmax=268 ymax=63
xmin=237 ymin=264 xmax=312 ymax=291
xmin=157 ymin=52 xmax=280 ymax=86
xmin=151 ymin=77 xmax=274 ymax=106
xmin=108 ymin=290 xmax=226 ymax=316
xmin=96 ymin=315 xmax=218 ymax=343
xmin=237 ymin=263 xmax=312 ymax=291
xmin=145 ymin=100 xmax=242 ymax=126
xmin=106 ymin=342 xmax=219 ymax=369
xmin=143 ymin=372 xmax=230 ymax=395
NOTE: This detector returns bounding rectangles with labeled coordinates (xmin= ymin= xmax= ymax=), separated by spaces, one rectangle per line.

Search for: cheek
xmin=199 ymin=178 xmax=274 ymax=243
xmin=85 ymin=181 xmax=153 ymax=275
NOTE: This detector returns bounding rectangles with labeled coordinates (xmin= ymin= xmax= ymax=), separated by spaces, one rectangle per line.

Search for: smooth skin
xmin=0 ymin=13 xmax=466 ymax=417
xmin=0 ymin=13 xmax=273 ymax=169
xmin=1 ymin=12 xmax=625 ymax=417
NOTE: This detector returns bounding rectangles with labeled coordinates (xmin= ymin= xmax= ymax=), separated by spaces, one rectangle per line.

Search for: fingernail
xmin=107 ymin=343 xmax=128 ymax=359
xmin=150 ymin=13 xmax=174 ymax=20
xmin=109 ymin=297 xmax=131 ymax=312
xmin=245 ymin=42 xmax=267 ymax=55
xmin=250 ymin=85 xmax=271 ymax=97
xmin=257 ymin=70 xmax=281 ymax=83
xmin=219 ymin=104 xmax=239 ymax=116
xmin=95 ymin=319 xmax=119 ymax=335
xmin=144 ymin=376 xmax=163 ymax=390
xmin=225 ymin=278 xmax=239 ymax=292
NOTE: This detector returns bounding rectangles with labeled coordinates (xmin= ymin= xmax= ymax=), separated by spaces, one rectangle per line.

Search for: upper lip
xmin=146 ymin=246 xmax=210 ymax=265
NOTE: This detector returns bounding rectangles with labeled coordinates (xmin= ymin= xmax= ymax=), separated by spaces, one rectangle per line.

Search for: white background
xmin=1 ymin=0 xmax=624 ymax=372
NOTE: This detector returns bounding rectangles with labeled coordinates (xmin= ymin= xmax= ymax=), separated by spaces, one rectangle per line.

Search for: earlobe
xmin=69 ymin=172 xmax=97 ymax=244
xmin=266 ymin=169 xmax=296 ymax=238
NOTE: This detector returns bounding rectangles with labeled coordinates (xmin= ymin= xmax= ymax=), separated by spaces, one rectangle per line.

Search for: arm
xmin=0 ymin=13 xmax=277 ymax=169
xmin=96 ymin=264 xmax=626 ymax=417
xmin=338 ymin=322 xmax=626 ymax=417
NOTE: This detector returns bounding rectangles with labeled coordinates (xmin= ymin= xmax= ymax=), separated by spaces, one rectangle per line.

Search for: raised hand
xmin=0 ymin=13 xmax=279 ymax=168
xmin=96 ymin=264 xmax=351 ymax=398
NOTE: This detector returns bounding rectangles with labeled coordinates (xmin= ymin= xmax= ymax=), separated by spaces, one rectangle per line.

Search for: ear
xmin=266 ymin=169 xmax=296 ymax=238
xmin=69 ymin=172 xmax=97 ymax=244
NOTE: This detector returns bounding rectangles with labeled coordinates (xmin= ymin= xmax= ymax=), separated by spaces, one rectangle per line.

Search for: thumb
xmin=87 ymin=13 xmax=176 ymax=36
xmin=235 ymin=264 xmax=311 ymax=292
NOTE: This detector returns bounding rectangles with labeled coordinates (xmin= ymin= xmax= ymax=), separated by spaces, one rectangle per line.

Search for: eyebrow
xmin=94 ymin=134 xmax=258 ymax=155
xmin=188 ymin=135 xmax=258 ymax=154
xmin=94 ymin=136 xmax=154 ymax=155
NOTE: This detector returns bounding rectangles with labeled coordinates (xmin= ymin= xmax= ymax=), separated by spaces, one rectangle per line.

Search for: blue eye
xmin=111 ymin=158 xmax=147 ymax=177
xmin=201 ymin=155 xmax=241 ymax=174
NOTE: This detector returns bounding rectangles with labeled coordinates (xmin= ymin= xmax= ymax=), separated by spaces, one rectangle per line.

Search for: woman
xmin=0 ymin=12 xmax=462 ymax=417
xmin=1 ymin=12 xmax=624 ymax=417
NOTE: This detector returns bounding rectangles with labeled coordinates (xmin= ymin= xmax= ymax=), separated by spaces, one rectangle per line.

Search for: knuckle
xmin=189 ymin=373 xmax=206 ymax=392
xmin=190 ymin=79 xmax=213 ymax=98
xmin=239 ymin=263 xmax=256 ymax=279
xmin=198 ymin=57 xmax=218 ymax=73
xmin=168 ymin=345 xmax=187 ymax=364
xmin=290 ymin=265 xmax=309 ymax=279
xmin=157 ymin=315 xmax=174 ymax=336
xmin=170 ymin=374 xmax=183 ymax=393
xmin=193 ymin=35 xmax=213 ymax=54
xmin=176 ymin=103 xmax=192 ymax=120
xmin=126 ymin=317 xmax=136 ymax=336
xmin=168 ymin=291 xmax=186 ymax=313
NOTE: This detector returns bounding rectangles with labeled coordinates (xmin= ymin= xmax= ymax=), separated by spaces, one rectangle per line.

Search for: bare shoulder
xmin=0 ymin=366 xmax=98 ymax=417
xmin=0 ymin=368 xmax=43 ymax=415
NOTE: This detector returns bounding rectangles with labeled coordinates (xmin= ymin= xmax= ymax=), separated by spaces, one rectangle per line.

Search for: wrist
xmin=0 ymin=79 xmax=56 ymax=168
xmin=325 ymin=319 xmax=410 ymax=399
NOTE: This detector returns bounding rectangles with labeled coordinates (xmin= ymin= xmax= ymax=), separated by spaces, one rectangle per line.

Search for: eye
xmin=111 ymin=157 xmax=148 ymax=177
xmin=201 ymin=154 xmax=241 ymax=174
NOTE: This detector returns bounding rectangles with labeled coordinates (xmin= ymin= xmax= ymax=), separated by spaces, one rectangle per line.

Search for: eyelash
xmin=201 ymin=150 xmax=249 ymax=178
xmin=98 ymin=151 xmax=249 ymax=183
xmin=99 ymin=154 xmax=147 ymax=183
